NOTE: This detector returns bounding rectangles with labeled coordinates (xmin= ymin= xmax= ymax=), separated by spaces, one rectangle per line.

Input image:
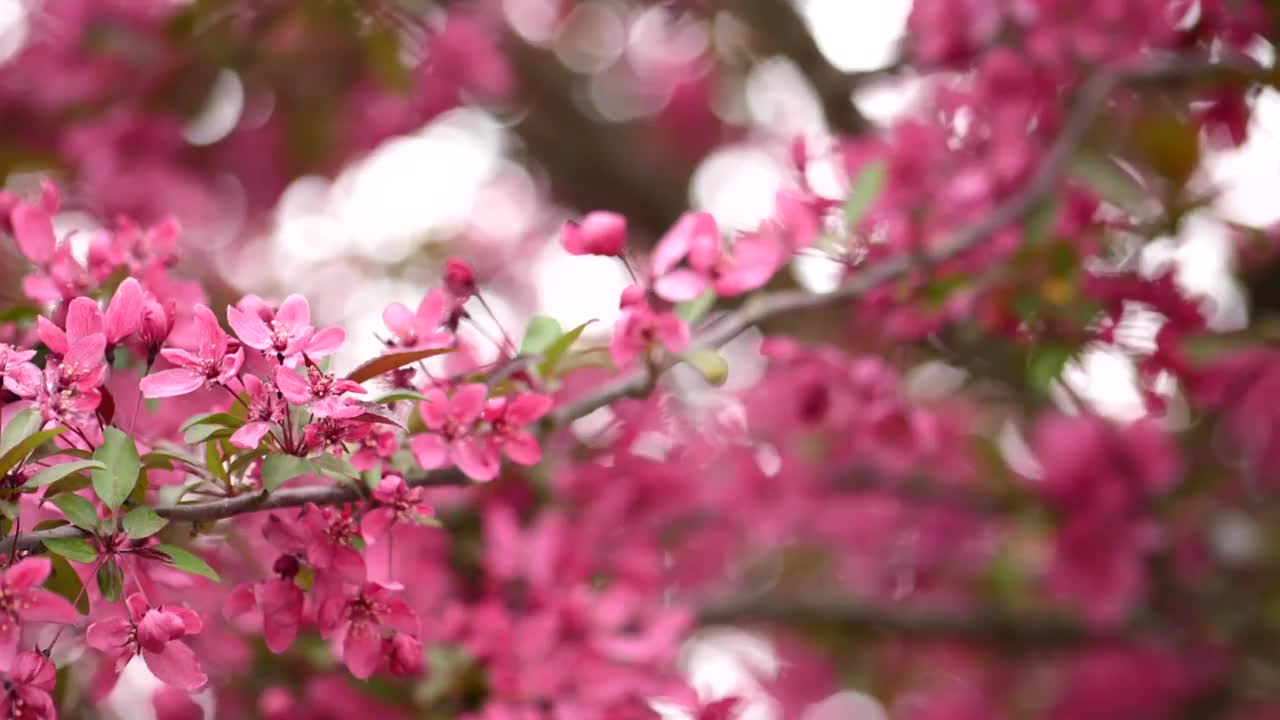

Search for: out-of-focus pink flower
xmin=609 ymin=304 xmax=689 ymax=369
xmin=481 ymin=392 xmax=553 ymax=467
xmin=0 ymin=558 xmax=79 ymax=669
xmin=651 ymin=212 xmax=782 ymax=301
xmin=381 ymin=289 xmax=453 ymax=351
xmin=562 ymin=212 xmax=627 ymax=256
xmin=0 ymin=651 xmax=56 ymax=720
xmin=86 ymin=593 xmax=207 ymax=691
xmin=318 ymin=582 xmax=420 ymax=679
xmin=361 ymin=475 xmax=435 ymax=542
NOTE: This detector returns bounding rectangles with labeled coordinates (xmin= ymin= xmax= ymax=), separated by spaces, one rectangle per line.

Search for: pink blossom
xmin=318 ymin=582 xmax=420 ymax=679
xmin=0 ymin=651 xmax=56 ymax=720
xmin=275 ymin=358 xmax=366 ymax=418
xmin=228 ymin=294 xmax=345 ymax=366
xmin=410 ymin=383 xmax=492 ymax=481
xmin=230 ymin=373 xmax=285 ymax=449
xmin=140 ymin=304 xmax=244 ymax=398
xmin=381 ymin=289 xmax=453 ymax=351
xmin=481 ymin=392 xmax=553 ymax=467
xmin=86 ymin=593 xmax=207 ymax=691
xmin=361 ymin=475 xmax=435 ymax=542
xmin=562 ymin=212 xmax=627 ymax=256
xmin=609 ymin=304 xmax=689 ymax=370
xmin=651 ymin=212 xmax=784 ymax=301
xmin=0 ymin=558 xmax=79 ymax=669
xmin=226 ymin=550 xmax=305 ymax=654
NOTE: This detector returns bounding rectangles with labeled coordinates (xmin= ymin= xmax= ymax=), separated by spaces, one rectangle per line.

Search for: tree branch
xmin=0 ymin=468 xmax=469 ymax=555
xmin=551 ymin=54 xmax=1257 ymax=424
xmin=698 ymin=596 xmax=1144 ymax=647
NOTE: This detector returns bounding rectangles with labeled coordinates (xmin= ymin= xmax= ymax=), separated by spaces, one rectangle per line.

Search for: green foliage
xmin=42 ymin=536 xmax=98 ymax=564
xmin=91 ymin=428 xmax=141 ymax=511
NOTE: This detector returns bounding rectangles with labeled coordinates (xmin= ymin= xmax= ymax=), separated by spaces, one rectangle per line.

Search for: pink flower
xmin=318 ymin=582 xmax=420 ymax=679
xmin=275 ymin=358 xmax=366 ymax=418
xmin=86 ymin=593 xmax=207 ymax=691
xmin=410 ymin=383 xmax=492 ymax=481
xmin=0 ymin=344 xmax=36 ymax=392
xmin=361 ymin=475 xmax=435 ymax=542
xmin=230 ymin=374 xmax=285 ymax=449
xmin=651 ymin=212 xmax=783 ymax=301
xmin=482 ymin=392 xmax=553 ymax=467
xmin=0 ymin=651 xmax=56 ymax=720
xmin=226 ymin=552 xmax=305 ymax=654
xmin=298 ymin=506 xmax=367 ymax=585
xmin=34 ymin=297 xmax=108 ymax=393
xmin=562 ymin=211 xmax=627 ymax=256
xmin=381 ymin=289 xmax=453 ymax=350
xmin=10 ymin=198 xmax=56 ymax=266
xmin=609 ymin=304 xmax=689 ymax=370
xmin=227 ymin=294 xmax=345 ymax=366
xmin=140 ymin=304 xmax=245 ymax=398
xmin=0 ymin=558 xmax=79 ymax=669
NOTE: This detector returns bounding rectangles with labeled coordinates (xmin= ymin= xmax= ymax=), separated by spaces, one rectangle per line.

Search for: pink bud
xmin=139 ymin=297 xmax=176 ymax=357
xmin=619 ymin=284 xmax=646 ymax=308
xmin=562 ymin=211 xmax=627 ymax=256
xmin=387 ymin=633 xmax=424 ymax=677
xmin=444 ymin=257 xmax=476 ymax=300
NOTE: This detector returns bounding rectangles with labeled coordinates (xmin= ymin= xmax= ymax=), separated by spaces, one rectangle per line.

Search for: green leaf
xmin=42 ymin=536 xmax=98 ymax=564
xmin=154 ymin=544 xmax=220 ymax=582
xmin=42 ymin=474 xmax=91 ymax=499
xmin=260 ymin=454 xmax=311 ymax=492
xmin=45 ymin=555 xmax=89 ymax=615
xmin=91 ymin=427 xmax=141 ymax=511
xmin=683 ymin=348 xmax=729 ymax=386
xmin=183 ymin=424 xmax=234 ymax=445
xmin=539 ymin=320 xmax=596 ymax=376
xmin=96 ymin=558 xmax=123 ymax=602
xmin=373 ymin=390 xmax=429 ymax=404
xmin=520 ymin=315 xmax=563 ymax=355
xmin=50 ymin=493 xmax=99 ymax=531
xmin=24 ymin=460 xmax=106 ymax=489
xmin=122 ymin=506 xmax=168 ymax=539
xmin=308 ymin=454 xmax=359 ymax=482
xmin=675 ymin=290 xmax=716 ymax=324
xmin=180 ymin=412 xmax=245 ymax=433
xmin=1028 ymin=344 xmax=1073 ymax=392
xmin=844 ymin=159 xmax=888 ymax=228
xmin=0 ymin=409 xmax=42 ymax=458
xmin=205 ymin=441 xmax=228 ymax=484
xmin=0 ymin=426 xmax=66 ymax=479
xmin=344 ymin=348 xmax=454 ymax=384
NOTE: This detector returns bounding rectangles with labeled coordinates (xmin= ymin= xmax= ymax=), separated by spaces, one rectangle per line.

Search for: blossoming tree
xmin=1 ymin=0 xmax=1280 ymax=718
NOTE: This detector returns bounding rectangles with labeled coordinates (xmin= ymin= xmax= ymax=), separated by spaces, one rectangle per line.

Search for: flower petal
xmin=11 ymin=203 xmax=56 ymax=264
xmin=140 ymin=369 xmax=204 ymax=399
xmin=143 ymin=642 xmax=208 ymax=691
xmin=226 ymin=305 xmax=272 ymax=350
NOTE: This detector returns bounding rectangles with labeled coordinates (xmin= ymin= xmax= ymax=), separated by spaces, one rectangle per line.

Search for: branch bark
xmin=698 ymin=596 xmax=1144 ymax=647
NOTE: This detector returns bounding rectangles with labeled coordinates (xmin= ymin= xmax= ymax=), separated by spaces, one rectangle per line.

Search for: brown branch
xmin=698 ymin=596 xmax=1144 ymax=647
xmin=0 ymin=468 xmax=469 ymax=556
